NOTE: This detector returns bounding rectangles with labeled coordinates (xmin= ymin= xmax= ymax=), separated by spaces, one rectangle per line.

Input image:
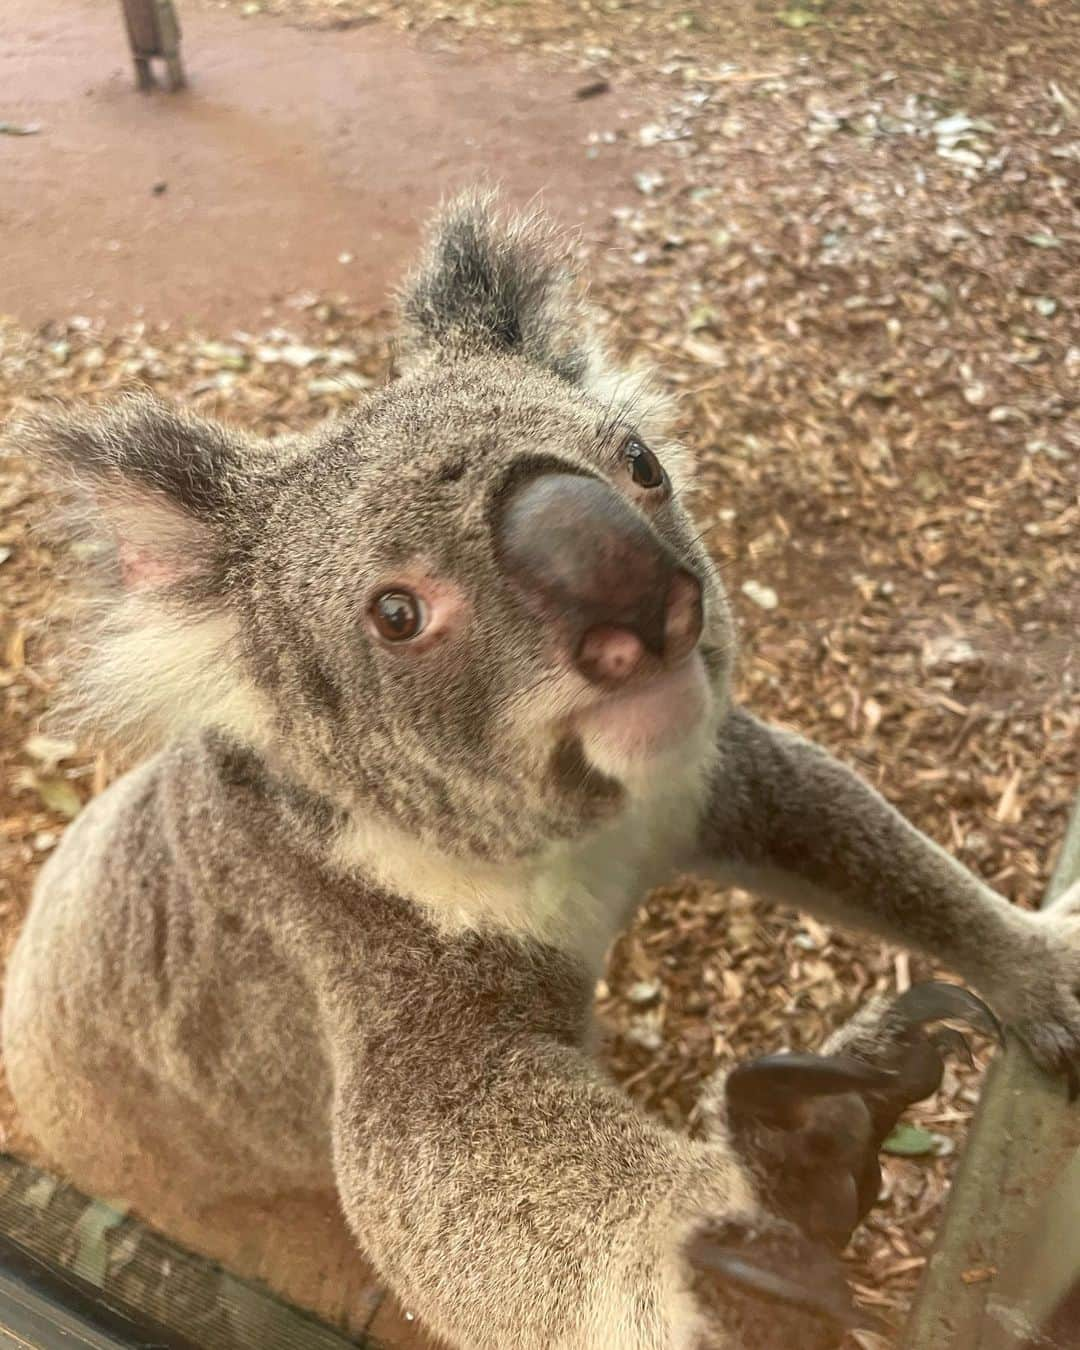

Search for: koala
xmin=4 ymin=191 xmax=1079 ymax=1350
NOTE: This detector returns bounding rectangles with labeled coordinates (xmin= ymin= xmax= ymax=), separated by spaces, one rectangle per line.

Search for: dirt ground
xmin=1 ymin=0 xmax=1078 ymax=1346
xmin=1 ymin=0 xmax=638 ymax=327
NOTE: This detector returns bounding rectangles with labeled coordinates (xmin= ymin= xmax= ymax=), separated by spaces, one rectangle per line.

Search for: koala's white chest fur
xmin=334 ymin=744 xmax=715 ymax=976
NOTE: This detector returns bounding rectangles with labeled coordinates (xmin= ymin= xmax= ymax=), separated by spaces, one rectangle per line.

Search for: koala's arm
xmin=328 ymin=1017 xmax=756 ymax=1350
xmin=699 ymin=707 xmax=1080 ymax=1076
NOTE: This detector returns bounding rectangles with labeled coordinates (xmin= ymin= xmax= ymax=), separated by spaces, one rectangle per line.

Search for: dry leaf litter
xmin=2 ymin=0 xmax=1079 ymax=1342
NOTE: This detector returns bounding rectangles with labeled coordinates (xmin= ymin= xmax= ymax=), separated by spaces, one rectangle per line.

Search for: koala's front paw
xmin=994 ymin=881 xmax=1080 ymax=1096
xmin=722 ymin=982 xmax=1002 ymax=1248
xmin=683 ymin=984 xmax=998 ymax=1345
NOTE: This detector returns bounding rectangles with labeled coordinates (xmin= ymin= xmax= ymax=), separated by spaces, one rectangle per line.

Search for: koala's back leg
xmin=6 ymin=1029 xmax=386 ymax=1333
xmin=4 ymin=757 xmax=337 ymax=1203
xmin=4 ymin=929 xmax=332 ymax=1217
xmin=3 ymin=1012 xmax=262 ymax=1212
xmin=3 ymin=872 xmax=264 ymax=1208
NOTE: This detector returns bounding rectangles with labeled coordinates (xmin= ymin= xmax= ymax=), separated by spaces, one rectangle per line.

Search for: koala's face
xmin=27 ymin=194 xmax=734 ymax=862
xmin=248 ymin=354 xmax=734 ymax=859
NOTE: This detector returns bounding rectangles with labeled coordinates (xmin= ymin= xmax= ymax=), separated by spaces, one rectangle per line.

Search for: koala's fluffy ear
xmin=398 ymin=191 xmax=674 ymax=438
xmin=17 ymin=395 xmax=251 ymax=593
xmin=398 ymin=190 xmax=588 ymax=379
xmin=9 ymin=395 xmax=271 ymax=752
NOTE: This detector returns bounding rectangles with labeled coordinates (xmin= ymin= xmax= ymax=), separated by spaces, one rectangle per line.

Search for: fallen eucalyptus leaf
xmin=35 ymin=777 xmax=83 ymax=820
xmin=882 ymin=1124 xmax=940 ymax=1157
xmin=24 ymin=1176 xmax=59 ymax=1210
xmin=938 ymin=146 xmax=983 ymax=169
xmin=741 ymin=580 xmax=779 ymax=610
xmin=197 ymin=341 xmax=248 ymax=369
xmin=932 ymin=113 xmax=976 ymax=138
xmin=24 ymin=734 xmax=79 ymax=770
xmin=777 ymin=9 xmax=819 ymax=28
xmin=683 ymin=333 xmax=728 ymax=365
xmin=624 ymin=1022 xmax=663 ymax=1051
xmin=627 ymin=980 xmax=662 ymax=1005
xmin=279 ymin=344 xmax=322 ymax=369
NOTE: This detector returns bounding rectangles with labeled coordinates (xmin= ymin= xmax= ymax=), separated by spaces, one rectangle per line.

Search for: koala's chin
xmin=571 ymin=653 xmax=713 ymax=785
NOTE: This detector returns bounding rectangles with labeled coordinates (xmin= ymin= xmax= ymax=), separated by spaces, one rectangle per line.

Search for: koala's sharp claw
xmin=1062 ymin=1056 xmax=1079 ymax=1103
xmin=726 ymin=1051 xmax=894 ymax=1125
xmin=928 ymin=1025 xmax=975 ymax=1070
xmin=720 ymin=981 xmax=1005 ymax=1254
xmin=892 ymin=981 xmax=1005 ymax=1047
xmin=687 ymin=1228 xmax=864 ymax=1331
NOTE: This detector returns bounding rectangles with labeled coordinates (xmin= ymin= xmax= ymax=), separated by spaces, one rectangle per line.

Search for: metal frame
xmin=0 ymin=1155 xmax=370 ymax=1350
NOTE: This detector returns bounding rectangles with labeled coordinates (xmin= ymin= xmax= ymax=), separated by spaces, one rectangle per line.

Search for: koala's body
xmin=5 ymin=195 xmax=1080 ymax=1350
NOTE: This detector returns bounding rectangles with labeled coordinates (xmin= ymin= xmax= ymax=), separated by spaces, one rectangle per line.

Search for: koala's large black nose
xmin=496 ymin=472 xmax=703 ymax=685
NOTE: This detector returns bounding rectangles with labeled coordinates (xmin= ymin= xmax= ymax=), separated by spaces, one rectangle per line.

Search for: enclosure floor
xmin=0 ymin=0 xmax=636 ymax=329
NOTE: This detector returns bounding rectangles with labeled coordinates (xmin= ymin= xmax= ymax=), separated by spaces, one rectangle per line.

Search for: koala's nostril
xmin=577 ymin=626 xmax=646 ymax=686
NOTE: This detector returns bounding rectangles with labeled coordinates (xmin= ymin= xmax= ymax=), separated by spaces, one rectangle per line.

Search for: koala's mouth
xmin=569 ymin=654 xmax=710 ymax=772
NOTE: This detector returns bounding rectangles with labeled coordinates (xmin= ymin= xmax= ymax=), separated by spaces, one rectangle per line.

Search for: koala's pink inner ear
xmin=117 ymin=539 xmax=186 ymax=589
xmin=98 ymin=481 xmax=216 ymax=593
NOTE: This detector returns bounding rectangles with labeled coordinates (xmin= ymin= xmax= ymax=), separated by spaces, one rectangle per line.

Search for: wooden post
xmin=902 ymin=800 xmax=1080 ymax=1349
xmin=119 ymin=0 xmax=186 ymax=92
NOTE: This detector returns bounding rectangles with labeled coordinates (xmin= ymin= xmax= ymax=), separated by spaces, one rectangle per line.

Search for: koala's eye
xmin=624 ymin=437 xmax=665 ymax=490
xmin=370 ymin=590 xmax=427 ymax=642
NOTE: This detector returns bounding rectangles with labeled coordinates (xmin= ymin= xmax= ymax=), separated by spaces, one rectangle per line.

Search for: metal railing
xmin=0 ymin=1154 xmax=367 ymax=1349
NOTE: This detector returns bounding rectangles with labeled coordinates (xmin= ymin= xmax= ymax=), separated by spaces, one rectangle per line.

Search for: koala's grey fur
xmin=5 ymin=192 xmax=1080 ymax=1350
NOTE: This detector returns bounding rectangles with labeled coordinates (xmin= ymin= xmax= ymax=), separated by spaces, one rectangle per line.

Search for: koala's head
xmin=17 ymin=193 xmax=735 ymax=862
